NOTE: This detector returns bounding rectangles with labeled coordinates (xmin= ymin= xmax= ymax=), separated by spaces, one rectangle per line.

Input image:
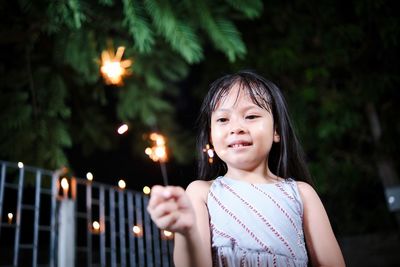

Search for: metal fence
xmin=0 ymin=160 xmax=174 ymax=267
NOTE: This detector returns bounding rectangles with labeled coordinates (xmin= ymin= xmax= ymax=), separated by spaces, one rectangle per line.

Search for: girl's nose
xmin=230 ymin=120 xmax=246 ymax=134
xmin=230 ymin=128 xmax=245 ymax=134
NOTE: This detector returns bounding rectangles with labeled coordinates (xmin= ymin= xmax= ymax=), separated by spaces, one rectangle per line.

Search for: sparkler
xmin=145 ymin=132 xmax=169 ymax=185
xmin=203 ymin=144 xmax=214 ymax=164
xmin=100 ymin=46 xmax=132 ymax=86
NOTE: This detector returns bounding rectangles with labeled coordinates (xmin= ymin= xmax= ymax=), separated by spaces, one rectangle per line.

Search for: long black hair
xmin=196 ymin=70 xmax=312 ymax=184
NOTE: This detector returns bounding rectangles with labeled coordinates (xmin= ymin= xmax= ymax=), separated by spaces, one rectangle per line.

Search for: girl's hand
xmin=147 ymin=185 xmax=196 ymax=235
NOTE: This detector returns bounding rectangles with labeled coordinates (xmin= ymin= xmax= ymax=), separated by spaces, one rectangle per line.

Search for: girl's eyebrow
xmin=213 ymin=104 xmax=262 ymax=113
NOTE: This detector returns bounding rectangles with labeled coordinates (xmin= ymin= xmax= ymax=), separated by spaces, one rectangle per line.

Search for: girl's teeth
xmin=233 ymin=144 xmax=244 ymax=147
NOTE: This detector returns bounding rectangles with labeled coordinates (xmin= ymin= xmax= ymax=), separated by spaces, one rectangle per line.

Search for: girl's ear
xmin=273 ymin=130 xmax=280 ymax=143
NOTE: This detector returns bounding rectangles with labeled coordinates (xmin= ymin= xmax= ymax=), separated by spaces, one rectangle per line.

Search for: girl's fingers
xmin=147 ymin=185 xmax=168 ymax=209
xmin=163 ymin=186 xmax=185 ymax=199
xmin=148 ymin=185 xmax=185 ymax=210
xmin=153 ymin=211 xmax=179 ymax=230
xmin=149 ymin=199 xmax=178 ymax=219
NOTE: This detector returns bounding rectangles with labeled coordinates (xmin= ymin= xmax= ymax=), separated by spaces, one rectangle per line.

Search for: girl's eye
xmin=246 ymin=115 xmax=259 ymax=120
xmin=216 ymin=118 xmax=228 ymax=123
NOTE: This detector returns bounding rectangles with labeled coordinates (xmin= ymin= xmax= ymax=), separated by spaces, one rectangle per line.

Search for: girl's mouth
xmin=228 ymin=142 xmax=252 ymax=148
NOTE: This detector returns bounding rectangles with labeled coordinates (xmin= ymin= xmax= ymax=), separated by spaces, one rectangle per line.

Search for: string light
xmin=86 ymin=172 xmax=93 ymax=181
xmin=118 ymin=179 xmax=126 ymax=189
xmin=132 ymin=225 xmax=142 ymax=237
xmin=61 ymin=177 xmax=69 ymax=199
xmin=143 ymin=186 xmax=151 ymax=195
xmin=7 ymin=213 xmax=13 ymax=224
xmin=100 ymin=46 xmax=132 ymax=86
xmin=61 ymin=178 xmax=69 ymax=190
xmin=161 ymin=229 xmax=174 ymax=240
xmin=92 ymin=221 xmax=100 ymax=231
xmin=117 ymin=124 xmax=129 ymax=134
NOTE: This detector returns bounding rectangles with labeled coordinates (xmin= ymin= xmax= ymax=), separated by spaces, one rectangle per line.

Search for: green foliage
xmin=224 ymin=0 xmax=263 ymax=19
xmin=0 ymin=71 xmax=71 ymax=169
xmin=0 ymin=0 xmax=261 ymax=170
xmin=46 ymin=0 xmax=86 ymax=32
xmin=122 ymin=0 xmax=155 ymax=53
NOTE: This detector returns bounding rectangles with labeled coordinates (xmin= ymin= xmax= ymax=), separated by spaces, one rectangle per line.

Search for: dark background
xmin=1 ymin=0 xmax=400 ymax=244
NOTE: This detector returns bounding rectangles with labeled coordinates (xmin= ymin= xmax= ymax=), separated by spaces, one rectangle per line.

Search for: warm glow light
xmin=143 ymin=186 xmax=151 ymax=195
xmin=149 ymin=133 xmax=159 ymax=141
xmin=163 ymin=230 xmax=173 ymax=237
xmin=155 ymin=146 xmax=166 ymax=159
xmin=100 ymin=46 xmax=132 ymax=86
xmin=86 ymin=172 xmax=93 ymax=181
xmin=133 ymin=225 xmax=142 ymax=236
xmin=92 ymin=221 xmax=100 ymax=231
xmin=18 ymin=162 xmax=24 ymax=168
xmin=161 ymin=229 xmax=174 ymax=240
xmin=118 ymin=179 xmax=126 ymax=189
xmin=145 ymin=133 xmax=168 ymax=162
xmin=156 ymin=136 xmax=165 ymax=146
xmin=145 ymin=147 xmax=152 ymax=155
xmin=203 ymin=144 xmax=214 ymax=164
xmin=7 ymin=213 xmax=13 ymax=224
xmin=61 ymin=178 xmax=69 ymax=190
xmin=117 ymin=124 xmax=129 ymax=134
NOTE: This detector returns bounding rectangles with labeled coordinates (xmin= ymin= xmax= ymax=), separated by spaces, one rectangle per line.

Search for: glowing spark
xmin=203 ymin=144 xmax=214 ymax=164
xmin=117 ymin=124 xmax=129 ymax=134
xmin=100 ymin=46 xmax=132 ymax=86
xmin=145 ymin=132 xmax=169 ymax=185
xmin=145 ymin=133 xmax=168 ymax=162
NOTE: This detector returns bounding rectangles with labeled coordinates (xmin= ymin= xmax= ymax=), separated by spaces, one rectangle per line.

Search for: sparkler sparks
xmin=100 ymin=46 xmax=132 ymax=86
xmin=203 ymin=144 xmax=214 ymax=163
xmin=145 ymin=132 xmax=169 ymax=185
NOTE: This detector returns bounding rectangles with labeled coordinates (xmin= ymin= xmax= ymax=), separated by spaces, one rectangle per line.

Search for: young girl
xmin=147 ymin=70 xmax=345 ymax=267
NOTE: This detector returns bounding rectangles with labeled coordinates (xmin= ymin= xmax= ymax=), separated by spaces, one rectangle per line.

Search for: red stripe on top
xmin=251 ymin=184 xmax=301 ymax=236
xmin=209 ymin=191 xmax=274 ymax=254
xmin=220 ymin=181 xmax=296 ymax=259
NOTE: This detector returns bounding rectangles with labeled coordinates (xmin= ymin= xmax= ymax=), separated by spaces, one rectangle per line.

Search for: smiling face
xmin=210 ymin=83 xmax=280 ymax=176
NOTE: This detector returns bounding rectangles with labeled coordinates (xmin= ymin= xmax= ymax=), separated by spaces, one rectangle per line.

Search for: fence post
xmin=58 ymin=200 xmax=75 ymax=267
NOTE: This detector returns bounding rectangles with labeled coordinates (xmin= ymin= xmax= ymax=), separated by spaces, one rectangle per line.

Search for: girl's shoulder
xmin=186 ymin=179 xmax=214 ymax=202
xmin=295 ymin=181 xmax=316 ymax=193
xmin=295 ymin=181 xmax=320 ymax=204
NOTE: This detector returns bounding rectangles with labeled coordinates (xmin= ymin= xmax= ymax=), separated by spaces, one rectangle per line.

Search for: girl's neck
xmin=224 ymin=167 xmax=279 ymax=184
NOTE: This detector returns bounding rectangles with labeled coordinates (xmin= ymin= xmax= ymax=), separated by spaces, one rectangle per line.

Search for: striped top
xmin=207 ymin=176 xmax=308 ymax=267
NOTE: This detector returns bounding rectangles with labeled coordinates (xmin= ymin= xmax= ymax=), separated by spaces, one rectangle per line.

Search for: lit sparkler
xmin=203 ymin=144 xmax=214 ymax=163
xmin=100 ymin=46 xmax=132 ymax=86
xmin=145 ymin=132 xmax=169 ymax=185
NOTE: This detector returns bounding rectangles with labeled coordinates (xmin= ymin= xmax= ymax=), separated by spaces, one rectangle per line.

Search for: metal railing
xmin=0 ymin=160 xmax=174 ymax=267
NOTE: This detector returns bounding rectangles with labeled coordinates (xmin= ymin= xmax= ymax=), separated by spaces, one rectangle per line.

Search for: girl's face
xmin=210 ymin=83 xmax=280 ymax=174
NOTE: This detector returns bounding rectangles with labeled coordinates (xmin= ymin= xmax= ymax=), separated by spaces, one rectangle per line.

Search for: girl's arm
xmin=147 ymin=181 xmax=212 ymax=267
xmin=174 ymin=180 xmax=212 ymax=267
xmin=297 ymin=182 xmax=346 ymax=267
